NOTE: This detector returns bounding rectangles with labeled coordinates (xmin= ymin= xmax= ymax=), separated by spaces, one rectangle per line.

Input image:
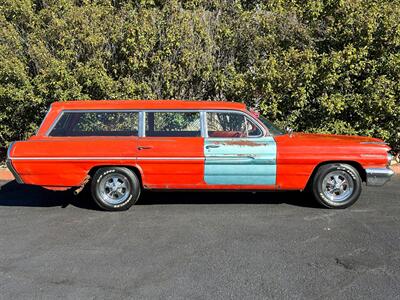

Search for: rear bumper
xmin=6 ymin=159 xmax=24 ymax=184
xmin=6 ymin=142 xmax=24 ymax=184
xmin=366 ymin=168 xmax=394 ymax=186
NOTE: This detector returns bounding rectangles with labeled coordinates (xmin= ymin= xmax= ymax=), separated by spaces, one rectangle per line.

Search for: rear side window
xmin=49 ymin=111 xmax=138 ymax=136
xmin=145 ymin=111 xmax=201 ymax=137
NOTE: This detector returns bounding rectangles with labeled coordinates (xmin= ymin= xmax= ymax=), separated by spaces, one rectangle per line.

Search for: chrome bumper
xmin=6 ymin=142 xmax=24 ymax=184
xmin=366 ymin=168 xmax=394 ymax=186
xmin=6 ymin=159 xmax=24 ymax=184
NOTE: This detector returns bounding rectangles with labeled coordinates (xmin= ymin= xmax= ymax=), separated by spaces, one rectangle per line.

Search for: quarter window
xmin=145 ymin=112 xmax=201 ymax=137
xmin=207 ymin=112 xmax=262 ymax=138
xmin=49 ymin=111 xmax=138 ymax=136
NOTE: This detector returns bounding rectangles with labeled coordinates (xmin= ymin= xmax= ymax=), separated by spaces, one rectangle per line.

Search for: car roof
xmin=51 ymin=100 xmax=247 ymax=111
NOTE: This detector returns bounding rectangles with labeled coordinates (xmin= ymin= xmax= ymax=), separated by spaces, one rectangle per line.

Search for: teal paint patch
xmin=204 ymin=137 xmax=277 ymax=185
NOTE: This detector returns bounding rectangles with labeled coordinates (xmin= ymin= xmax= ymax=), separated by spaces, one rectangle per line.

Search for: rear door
xmin=136 ymin=111 xmax=204 ymax=188
xmin=204 ymin=111 xmax=276 ymax=186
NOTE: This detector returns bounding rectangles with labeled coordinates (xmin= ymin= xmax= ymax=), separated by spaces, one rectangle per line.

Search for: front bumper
xmin=366 ymin=168 xmax=394 ymax=186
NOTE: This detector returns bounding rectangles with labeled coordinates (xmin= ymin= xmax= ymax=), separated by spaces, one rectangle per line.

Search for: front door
xmin=204 ymin=111 xmax=276 ymax=186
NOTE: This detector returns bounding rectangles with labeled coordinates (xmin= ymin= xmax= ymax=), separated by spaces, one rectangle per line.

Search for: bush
xmin=0 ymin=0 xmax=399 ymax=158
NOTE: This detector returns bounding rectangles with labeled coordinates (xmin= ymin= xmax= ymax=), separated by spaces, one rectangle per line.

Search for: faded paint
xmin=204 ymin=137 xmax=277 ymax=185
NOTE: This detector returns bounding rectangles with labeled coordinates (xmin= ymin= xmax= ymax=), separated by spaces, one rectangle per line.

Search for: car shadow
xmin=0 ymin=180 xmax=320 ymax=210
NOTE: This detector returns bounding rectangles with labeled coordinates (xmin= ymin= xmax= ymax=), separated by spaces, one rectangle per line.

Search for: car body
xmin=6 ymin=100 xmax=395 ymax=210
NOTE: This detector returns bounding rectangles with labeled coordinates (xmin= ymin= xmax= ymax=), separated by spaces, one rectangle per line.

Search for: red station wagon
xmin=6 ymin=100 xmax=395 ymax=210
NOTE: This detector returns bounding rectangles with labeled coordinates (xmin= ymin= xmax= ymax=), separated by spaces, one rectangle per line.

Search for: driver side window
xmin=207 ymin=112 xmax=262 ymax=138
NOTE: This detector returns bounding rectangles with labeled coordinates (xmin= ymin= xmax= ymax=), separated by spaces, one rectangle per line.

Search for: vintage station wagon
xmin=6 ymin=100 xmax=394 ymax=210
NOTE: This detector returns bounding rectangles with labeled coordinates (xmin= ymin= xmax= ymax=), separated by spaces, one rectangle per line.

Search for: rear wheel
xmin=91 ymin=167 xmax=141 ymax=211
xmin=312 ymin=163 xmax=362 ymax=209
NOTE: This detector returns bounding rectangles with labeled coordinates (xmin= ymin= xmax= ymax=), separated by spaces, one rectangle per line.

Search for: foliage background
xmin=1 ymin=0 xmax=399 ymax=158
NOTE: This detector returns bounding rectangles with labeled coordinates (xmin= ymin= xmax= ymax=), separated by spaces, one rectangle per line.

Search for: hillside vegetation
xmin=1 ymin=0 xmax=399 ymax=157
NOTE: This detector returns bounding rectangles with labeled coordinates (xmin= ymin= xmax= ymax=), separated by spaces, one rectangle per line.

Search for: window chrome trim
xmin=138 ymin=111 xmax=145 ymax=137
xmin=204 ymin=110 xmax=267 ymax=138
xmin=142 ymin=110 xmax=203 ymax=138
xmin=46 ymin=110 xmax=64 ymax=136
xmin=45 ymin=108 xmax=267 ymax=138
xmin=46 ymin=109 xmax=141 ymax=137
xmin=200 ymin=111 xmax=207 ymax=138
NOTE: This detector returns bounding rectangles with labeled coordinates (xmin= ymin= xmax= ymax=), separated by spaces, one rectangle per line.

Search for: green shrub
xmin=0 ymin=0 xmax=399 ymax=158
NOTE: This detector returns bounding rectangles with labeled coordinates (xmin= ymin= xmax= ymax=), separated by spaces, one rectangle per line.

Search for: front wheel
xmin=312 ymin=163 xmax=362 ymax=209
xmin=91 ymin=167 xmax=141 ymax=211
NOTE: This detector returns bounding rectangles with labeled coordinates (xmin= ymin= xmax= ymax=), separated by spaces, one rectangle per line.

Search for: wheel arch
xmin=305 ymin=160 xmax=366 ymax=190
xmin=87 ymin=164 xmax=144 ymax=188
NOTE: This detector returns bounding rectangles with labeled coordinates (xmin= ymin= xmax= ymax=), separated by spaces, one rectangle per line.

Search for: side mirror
xmin=286 ymin=126 xmax=293 ymax=136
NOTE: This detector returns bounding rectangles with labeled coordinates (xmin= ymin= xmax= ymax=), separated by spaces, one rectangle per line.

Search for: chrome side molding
xmin=360 ymin=141 xmax=388 ymax=145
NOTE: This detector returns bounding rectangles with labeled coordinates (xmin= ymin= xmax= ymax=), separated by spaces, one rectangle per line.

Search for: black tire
xmin=312 ymin=163 xmax=362 ymax=209
xmin=91 ymin=167 xmax=141 ymax=211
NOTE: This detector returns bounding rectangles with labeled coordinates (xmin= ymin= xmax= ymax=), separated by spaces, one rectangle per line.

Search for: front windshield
xmin=258 ymin=116 xmax=284 ymax=135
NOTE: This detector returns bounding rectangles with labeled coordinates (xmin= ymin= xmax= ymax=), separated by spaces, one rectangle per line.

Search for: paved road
xmin=0 ymin=176 xmax=399 ymax=299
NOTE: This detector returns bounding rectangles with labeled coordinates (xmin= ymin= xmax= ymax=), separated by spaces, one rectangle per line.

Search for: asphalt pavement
xmin=0 ymin=176 xmax=399 ymax=299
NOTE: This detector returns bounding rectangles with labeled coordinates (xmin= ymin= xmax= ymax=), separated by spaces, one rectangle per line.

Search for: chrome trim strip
xmin=360 ymin=154 xmax=385 ymax=158
xmin=360 ymin=141 xmax=388 ymax=145
xmin=365 ymin=167 xmax=395 ymax=186
xmin=6 ymin=142 xmax=24 ymax=184
xmin=9 ymin=156 xmax=204 ymax=161
xmin=10 ymin=157 xmax=135 ymax=161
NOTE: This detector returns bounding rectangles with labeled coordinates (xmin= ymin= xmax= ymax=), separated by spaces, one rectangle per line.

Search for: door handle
xmin=205 ymin=145 xmax=220 ymax=149
xmin=137 ymin=146 xmax=153 ymax=150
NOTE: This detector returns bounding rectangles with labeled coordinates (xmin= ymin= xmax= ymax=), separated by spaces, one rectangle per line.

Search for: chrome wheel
xmin=98 ymin=173 xmax=131 ymax=205
xmin=321 ymin=170 xmax=354 ymax=202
